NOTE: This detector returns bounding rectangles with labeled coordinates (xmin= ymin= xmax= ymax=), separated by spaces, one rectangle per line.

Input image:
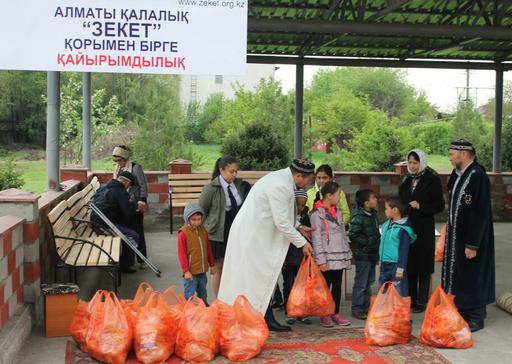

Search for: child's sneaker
xmin=297 ymin=317 xmax=312 ymax=325
xmin=320 ymin=316 xmax=335 ymax=327
xmin=285 ymin=315 xmax=296 ymax=325
xmin=332 ymin=313 xmax=351 ymax=326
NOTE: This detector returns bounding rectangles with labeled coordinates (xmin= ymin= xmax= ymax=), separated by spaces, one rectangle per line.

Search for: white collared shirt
xmin=219 ymin=176 xmax=242 ymax=211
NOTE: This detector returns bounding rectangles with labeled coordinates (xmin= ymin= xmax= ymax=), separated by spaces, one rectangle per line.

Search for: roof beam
xmin=248 ymin=19 xmax=512 ymax=40
xmin=247 ymin=54 xmax=512 ymax=70
xmin=366 ymin=0 xmax=409 ymax=21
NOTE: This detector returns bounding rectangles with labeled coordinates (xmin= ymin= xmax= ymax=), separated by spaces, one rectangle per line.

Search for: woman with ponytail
xmin=198 ymin=157 xmax=251 ymax=297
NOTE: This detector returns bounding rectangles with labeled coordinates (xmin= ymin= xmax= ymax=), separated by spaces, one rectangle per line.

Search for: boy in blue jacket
xmin=379 ymin=196 xmax=417 ymax=297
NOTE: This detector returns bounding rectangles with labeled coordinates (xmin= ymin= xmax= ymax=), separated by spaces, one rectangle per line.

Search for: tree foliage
xmin=327 ymin=116 xmax=423 ymax=171
xmin=221 ymin=121 xmax=289 ymax=170
xmin=184 ymin=93 xmax=225 ymax=144
xmin=0 ymin=159 xmax=24 ymax=190
xmin=208 ymin=78 xmax=294 ymax=148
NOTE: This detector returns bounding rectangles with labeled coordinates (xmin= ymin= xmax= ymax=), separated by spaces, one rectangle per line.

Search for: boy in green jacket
xmin=349 ymin=189 xmax=380 ymax=320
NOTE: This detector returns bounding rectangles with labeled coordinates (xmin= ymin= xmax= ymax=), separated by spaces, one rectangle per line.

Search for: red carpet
xmin=66 ymin=327 xmax=451 ymax=363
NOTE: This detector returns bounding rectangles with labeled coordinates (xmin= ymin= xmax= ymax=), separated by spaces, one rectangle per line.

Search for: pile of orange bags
xmin=286 ymin=255 xmax=335 ymax=317
xmin=175 ymin=297 xmax=217 ymax=362
xmin=435 ymin=224 xmax=447 ymax=262
xmin=134 ymin=291 xmax=182 ymax=364
xmin=71 ymin=285 xmax=270 ymax=363
xmin=420 ymin=285 xmax=473 ymax=348
xmin=213 ymin=296 xmax=269 ymax=361
xmin=365 ymin=282 xmax=411 ymax=346
xmin=70 ymin=290 xmax=133 ymax=364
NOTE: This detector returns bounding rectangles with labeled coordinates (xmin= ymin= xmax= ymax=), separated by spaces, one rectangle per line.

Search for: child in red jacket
xmin=178 ymin=203 xmax=216 ymax=304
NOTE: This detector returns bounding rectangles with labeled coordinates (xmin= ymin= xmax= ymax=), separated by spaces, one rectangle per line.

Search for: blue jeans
xmin=183 ymin=273 xmax=208 ymax=304
xmin=351 ymin=260 xmax=376 ymax=313
xmin=378 ymin=262 xmax=408 ymax=297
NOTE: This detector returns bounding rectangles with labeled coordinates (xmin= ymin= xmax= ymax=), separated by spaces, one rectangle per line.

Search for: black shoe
xmin=468 ymin=320 xmax=484 ymax=332
xmin=265 ymin=306 xmax=291 ymax=332
xmin=412 ymin=304 xmax=426 ymax=313
xmin=352 ymin=311 xmax=367 ymax=320
xmin=120 ymin=265 xmax=137 ymax=273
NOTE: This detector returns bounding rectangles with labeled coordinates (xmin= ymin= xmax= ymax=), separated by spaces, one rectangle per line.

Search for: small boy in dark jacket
xmin=379 ymin=196 xmax=417 ymax=298
xmin=349 ymin=189 xmax=380 ymax=320
xmin=283 ymin=189 xmax=312 ymax=325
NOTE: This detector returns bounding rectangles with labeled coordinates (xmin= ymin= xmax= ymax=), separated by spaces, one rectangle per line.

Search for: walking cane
xmin=88 ymin=202 xmax=162 ymax=277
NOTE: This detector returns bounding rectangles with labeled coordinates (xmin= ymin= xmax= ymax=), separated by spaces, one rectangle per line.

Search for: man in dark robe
xmin=443 ymin=139 xmax=495 ymax=332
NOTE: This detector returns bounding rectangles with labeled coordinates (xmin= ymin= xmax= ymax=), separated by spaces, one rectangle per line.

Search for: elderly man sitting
xmin=91 ymin=171 xmax=139 ymax=273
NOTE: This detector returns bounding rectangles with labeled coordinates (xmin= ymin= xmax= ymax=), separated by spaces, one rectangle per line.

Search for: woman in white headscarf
xmin=398 ymin=149 xmax=445 ymax=313
xmin=112 ymin=145 xmax=149 ymax=270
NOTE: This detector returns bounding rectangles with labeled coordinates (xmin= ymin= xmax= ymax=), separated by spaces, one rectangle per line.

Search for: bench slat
xmin=98 ymin=236 xmax=113 ymax=266
xmin=169 ymin=173 xmax=211 ymax=180
xmin=169 ymin=179 xmax=211 ymax=187
xmin=76 ymin=243 xmax=92 ymax=265
xmin=48 ymin=201 xmax=69 ymax=224
xmin=109 ymin=237 xmax=121 ymax=263
xmin=88 ymin=243 xmax=101 ymax=265
xmin=64 ymin=243 xmax=83 ymax=265
xmin=170 ymin=186 xmax=205 ymax=193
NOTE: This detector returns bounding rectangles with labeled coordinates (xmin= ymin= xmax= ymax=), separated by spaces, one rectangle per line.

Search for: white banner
xmin=0 ymin=0 xmax=247 ymax=75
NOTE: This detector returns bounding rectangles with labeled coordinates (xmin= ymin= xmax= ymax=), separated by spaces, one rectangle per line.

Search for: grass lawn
xmin=1 ymin=144 xmax=453 ymax=195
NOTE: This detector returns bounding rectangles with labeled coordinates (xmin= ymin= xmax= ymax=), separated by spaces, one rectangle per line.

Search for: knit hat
xmin=449 ymin=139 xmax=476 ymax=153
xmin=294 ymin=189 xmax=308 ymax=199
xmin=117 ymin=171 xmax=135 ymax=185
xmin=184 ymin=203 xmax=204 ymax=223
xmin=291 ymin=159 xmax=315 ymax=174
xmin=112 ymin=146 xmax=130 ymax=160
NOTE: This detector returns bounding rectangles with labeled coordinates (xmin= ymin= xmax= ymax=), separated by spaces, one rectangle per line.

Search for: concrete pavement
xmin=16 ymin=222 xmax=512 ymax=364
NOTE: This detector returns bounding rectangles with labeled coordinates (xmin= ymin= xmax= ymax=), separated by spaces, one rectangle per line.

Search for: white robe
xmin=218 ymin=167 xmax=307 ymax=313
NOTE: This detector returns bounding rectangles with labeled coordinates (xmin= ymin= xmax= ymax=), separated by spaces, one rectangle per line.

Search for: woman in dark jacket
xmin=198 ymin=156 xmax=250 ymax=297
xmin=399 ymin=149 xmax=445 ymax=312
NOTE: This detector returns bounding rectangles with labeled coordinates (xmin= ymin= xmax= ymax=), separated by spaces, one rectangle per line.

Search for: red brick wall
xmin=0 ymin=216 xmax=25 ymax=329
xmin=334 ymin=171 xmax=512 ymax=221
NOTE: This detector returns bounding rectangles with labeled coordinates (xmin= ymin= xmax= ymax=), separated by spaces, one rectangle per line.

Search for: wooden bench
xmin=47 ymin=176 xmax=121 ymax=291
xmin=168 ymin=171 xmax=268 ymax=233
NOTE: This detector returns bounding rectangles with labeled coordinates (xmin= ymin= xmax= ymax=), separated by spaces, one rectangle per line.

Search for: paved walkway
xmin=17 ymin=222 xmax=512 ymax=363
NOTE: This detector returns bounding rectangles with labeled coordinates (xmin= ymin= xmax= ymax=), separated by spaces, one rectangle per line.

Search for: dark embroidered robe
xmin=442 ymin=162 xmax=495 ymax=309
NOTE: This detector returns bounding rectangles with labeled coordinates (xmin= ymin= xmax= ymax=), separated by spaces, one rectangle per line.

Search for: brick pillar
xmin=60 ymin=166 xmax=89 ymax=185
xmin=394 ymin=161 xmax=408 ymax=176
xmin=169 ymin=159 xmax=192 ymax=174
xmin=0 ymin=216 xmax=25 ymax=329
xmin=0 ymin=189 xmax=43 ymax=322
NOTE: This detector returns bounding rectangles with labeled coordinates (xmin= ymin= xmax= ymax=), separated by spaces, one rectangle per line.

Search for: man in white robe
xmin=218 ymin=159 xmax=315 ymax=331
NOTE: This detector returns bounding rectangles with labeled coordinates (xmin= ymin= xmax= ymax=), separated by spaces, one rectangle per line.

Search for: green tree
xmin=221 ymin=122 xmax=289 ymax=170
xmin=308 ymin=88 xmax=374 ymax=150
xmin=208 ymin=78 xmax=294 ymax=148
xmin=0 ymin=71 xmax=46 ymax=145
xmin=184 ymin=93 xmax=225 ymax=144
xmin=0 ymin=159 xmax=24 ymax=190
xmin=327 ymin=116 xmax=423 ymax=171
xmin=56 ymin=73 xmax=123 ymax=163
xmin=306 ymin=68 xmax=433 ymax=121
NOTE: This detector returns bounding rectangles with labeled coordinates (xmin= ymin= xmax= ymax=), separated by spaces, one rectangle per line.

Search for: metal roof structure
xmin=247 ymin=0 xmax=512 ymax=70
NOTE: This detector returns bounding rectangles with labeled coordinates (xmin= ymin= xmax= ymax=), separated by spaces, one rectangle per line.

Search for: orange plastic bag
xmin=365 ymin=282 xmax=411 ymax=346
xmin=286 ymin=255 xmax=335 ymax=317
xmin=85 ymin=291 xmax=133 ymax=364
xmin=216 ymin=296 xmax=269 ymax=361
xmin=211 ymin=299 xmax=233 ymax=354
xmin=122 ymin=282 xmax=154 ymax=332
xmin=134 ymin=291 xmax=181 ymax=364
xmin=175 ymin=297 xmax=217 ymax=362
xmin=70 ymin=290 xmax=106 ymax=350
xmin=420 ymin=285 xmax=473 ymax=348
xmin=435 ymin=224 xmax=447 ymax=262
